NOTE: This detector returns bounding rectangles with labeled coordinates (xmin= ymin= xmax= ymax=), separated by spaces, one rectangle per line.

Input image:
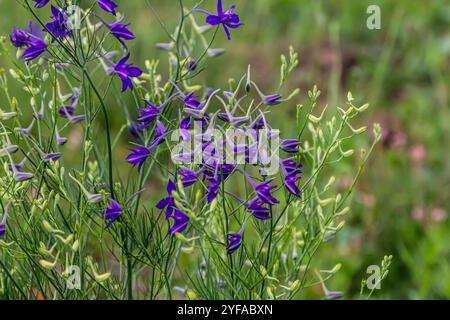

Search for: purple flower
xmin=184 ymin=92 xmax=202 ymax=109
xmin=153 ymin=120 xmax=168 ymax=144
xmin=252 ymin=82 xmax=283 ymax=106
xmin=69 ymin=115 xmax=86 ymax=124
xmin=9 ymin=28 xmax=29 ymax=47
xmin=137 ymin=94 xmax=177 ymax=130
xmin=44 ymin=152 xmax=62 ymax=162
xmin=103 ymin=53 xmax=143 ymax=92
xmin=98 ymin=0 xmax=118 ymax=16
xmin=281 ymin=158 xmax=302 ymax=197
xmin=226 ymin=215 xmax=250 ymax=254
xmin=281 ymin=139 xmax=301 ymax=153
xmin=2 ymin=141 xmax=34 ymax=182
xmin=59 ymin=105 xmax=75 ymax=118
xmin=0 ymin=201 xmax=12 ymax=239
xmin=56 ymin=130 xmax=67 ymax=146
xmin=179 ymin=117 xmax=191 ymax=141
xmin=263 ymin=94 xmax=282 ymax=106
xmin=179 ymin=167 xmax=202 ymax=187
xmin=207 ymin=48 xmax=226 ymax=57
xmin=284 ymin=173 xmax=302 ymax=197
xmin=45 ymin=6 xmax=72 ymax=42
xmin=32 ymin=0 xmax=50 ymax=8
xmin=127 ymin=121 xmax=167 ymax=171
xmin=326 ymin=291 xmax=344 ymax=300
xmin=247 ymin=177 xmax=279 ymax=205
xmin=187 ymin=59 xmax=197 ymax=71
xmin=247 ymin=197 xmax=271 ymax=220
xmin=196 ymin=0 xmax=244 ymax=40
xmin=22 ymin=34 xmax=47 ymax=61
xmin=205 ymin=175 xmax=220 ymax=203
xmin=15 ymin=119 xmax=35 ymax=137
xmin=101 ymin=199 xmax=122 ymax=229
xmin=169 ymin=209 xmax=189 ymax=235
xmin=96 ymin=14 xmax=135 ymax=48
xmin=280 ymin=158 xmax=301 ymax=173
xmin=10 ymin=22 xmax=47 ymax=61
xmin=226 ymin=232 xmax=242 ymax=254
xmin=14 ymin=171 xmax=34 ymax=182
xmin=126 ymin=145 xmax=150 ymax=172
xmin=156 ymin=179 xmax=177 ymax=218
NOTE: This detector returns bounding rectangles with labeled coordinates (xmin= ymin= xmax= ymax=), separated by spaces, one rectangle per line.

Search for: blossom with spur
xmin=195 ymin=0 xmax=244 ymax=40
xmin=101 ymin=199 xmax=123 ymax=229
xmin=100 ymin=53 xmax=142 ymax=92
xmin=169 ymin=209 xmax=190 ymax=235
xmin=0 ymin=201 xmax=12 ymax=239
xmin=45 ymin=6 xmax=72 ymax=42
xmin=95 ymin=14 xmax=135 ymax=48
xmin=98 ymin=0 xmax=118 ymax=16
xmin=32 ymin=0 xmax=50 ymax=8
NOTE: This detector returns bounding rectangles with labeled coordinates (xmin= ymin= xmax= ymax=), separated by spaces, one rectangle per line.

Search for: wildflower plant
xmin=0 ymin=0 xmax=380 ymax=300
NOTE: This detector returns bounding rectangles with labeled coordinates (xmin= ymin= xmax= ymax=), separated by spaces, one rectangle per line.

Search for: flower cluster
xmin=5 ymin=0 xmax=141 ymax=228
xmin=126 ymin=78 xmax=302 ymax=255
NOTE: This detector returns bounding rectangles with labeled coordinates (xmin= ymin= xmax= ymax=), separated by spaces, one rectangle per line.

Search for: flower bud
xmin=95 ymin=272 xmax=111 ymax=283
xmin=39 ymin=258 xmax=58 ymax=270
xmin=186 ymin=290 xmax=197 ymax=300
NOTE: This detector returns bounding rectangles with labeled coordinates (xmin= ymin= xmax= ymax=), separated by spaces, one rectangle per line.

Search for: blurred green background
xmin=1 ymin=0 xmax=449 ymax=299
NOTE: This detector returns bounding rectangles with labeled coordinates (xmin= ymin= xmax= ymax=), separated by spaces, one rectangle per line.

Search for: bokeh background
xmin=1 ymin=0 xmax=449 ymax=299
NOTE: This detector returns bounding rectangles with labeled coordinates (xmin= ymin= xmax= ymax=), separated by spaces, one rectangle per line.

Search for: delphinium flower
xmin=178 ymin=167 xmax=203 ymax=187
xmin=32 ymin=0 xmax=50 ymax=8
xmin=3 ymin=147 xmax=34 ymax=182
xmin=171 ymin=82 xmax=220 ymax=117
xmin=9 ymin=23 xmax=47 ymax=61
xmin=179 ymin=117 xmax=192 ymax=141
xmin=156 ymin=179 xmax=177 ymax=218
xmin=326 ymin=291 xmax=344 ymax=300
xmin=9 ymin=28 xmax=29 ymax=47
xmin=58 ymin=91 xmax=85 ymax=124
xmin=55 ymin=127 xmax=67 ymax=146
xmin=171 ymin=81 xmax=202 ymax=110
xmin=94 ymin=14 xmax=135 ymax=49
xmin=195 ymin=0 xmax=244 ymax=40
xmin=22 ymin=35 xmax=47 ymax=61
xmin=98 ymin=0 xmax=118 ymax=16
xmin=281 ymin=139 xmax=301 ymax=153
xmin=0 ymin=201 xmax=12 ymax=239
xmin=246 ymin=197 xmax=271 ymax=220
xmin=252 ymin=82 xmax=283 ymax=106
xmin=226 ymin=215 xmax=250 ymax=254
xmin=8 ymin=156 xmax=27 ymax=172
xmin=206 ymin=175 xmax=221 ymax=203
xmin=216 ymin=96 xmax=249 ymax=127
xmin=1 ymin=126 xmax=18 ymax=158
xmin=45 ymin=6 xmax=72 ymax=42
xmin=127 ymin=121 xmax=167 ymax=171
xmin=280 ymin=158 xmax=303 ymax=197
xmin=169 ymin=209 xmax=190 ymax=235
xmin=137 ymin=94 xmax=178 ymax=130
xmin=59 ymin=100 xmax=76 ymax=118
xmin=101 ymin=199 xmax=122 ymax=229
xmin=70 ymin=174 xmax=106 ymax=204
xmin=245 ymin=175 xmax=279 ymax=206
xmin=226 ymin=232 xmax=242 ymax=254
xmin=100 ymin=53 xmax=143 ymax=92
xmin=126 ymin=146 xmax=150 ymax=172
xmin=23 ymin=135 xmax=62 ymax=163
xmin=207 ymin=48 xmax=226 ymax=57
xmin=15 ymin=119 xmax=35 ymax=137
